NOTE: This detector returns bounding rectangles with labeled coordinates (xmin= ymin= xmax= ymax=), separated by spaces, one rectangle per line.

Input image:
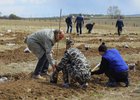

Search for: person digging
xmin=91 ymin=42 xmax=129 ymax=87
xmin=25 ymin=29 xmax=65 ymax=80
xmin=50 ymin=38 xmax=91 ymax=88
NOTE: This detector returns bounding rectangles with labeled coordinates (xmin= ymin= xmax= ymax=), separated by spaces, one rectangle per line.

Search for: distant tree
xmin=107 ymin=6 xmax=121 ymax=19
xmin=9 ymin=14 xmax=21 ymax=20
xmin=3 ymin=16 xmax=8 ymax=19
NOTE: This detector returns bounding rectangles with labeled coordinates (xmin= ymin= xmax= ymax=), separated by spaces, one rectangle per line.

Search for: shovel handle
xmin=91 ymin=63 xmax=100 ymax=72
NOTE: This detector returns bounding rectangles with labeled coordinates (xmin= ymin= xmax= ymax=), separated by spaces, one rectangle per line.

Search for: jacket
xmin=26 ymin=29 xmax=56 ymax=66
xmin=65 ymin=16 xmax=72 ymax=24
xmin=57 ymin=48 xmax=91 ymax=82
xmin=75 ymin=16 xmax=84 ymax=24
xmin=116 ymin=19 xmax=124 ymax=28
xmin=102 ymin=49 xmax=128 ymax=72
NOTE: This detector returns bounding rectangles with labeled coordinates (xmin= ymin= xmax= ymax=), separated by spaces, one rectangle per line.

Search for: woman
xmin=91 ymin=42 xmax=129 ymax=87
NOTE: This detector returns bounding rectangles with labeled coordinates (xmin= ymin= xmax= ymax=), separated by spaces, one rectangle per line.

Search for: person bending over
xmin=91 ymin=42 xmax=129 ymax=87
xmin=50 ymin=39 xmax=91 ymax=88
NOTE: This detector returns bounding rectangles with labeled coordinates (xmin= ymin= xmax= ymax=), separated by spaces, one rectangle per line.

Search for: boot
xmin=50 ymin=72 xmax=58 ymax=84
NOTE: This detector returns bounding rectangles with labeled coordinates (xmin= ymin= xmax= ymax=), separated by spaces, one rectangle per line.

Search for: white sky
xmin=0 ymin=0 xmax=140 ymax=17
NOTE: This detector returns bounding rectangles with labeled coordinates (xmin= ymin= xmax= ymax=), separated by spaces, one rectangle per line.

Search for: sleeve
xmin=83 ymin=18 xmax=84 ymax=24
xmin=74 ymin=17 xmax=77 ymax=23
xmin=91 ymin=57 xmax=109 ymax=75
xmin=116 ymin=21 xmax=118 ymax=27
xmin=45 ymin=42 xmax=55 ymax=66
xmin=56 ymin=51 xmax=70 ymax=71
xmin=122 ymin=21 xmax=124 ymax=27
xmin=65 ymin=18 xmax=68 ymax=23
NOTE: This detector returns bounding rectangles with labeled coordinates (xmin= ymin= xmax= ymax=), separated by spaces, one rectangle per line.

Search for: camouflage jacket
xmin=57 ymin=48 xmax=91 ymax=82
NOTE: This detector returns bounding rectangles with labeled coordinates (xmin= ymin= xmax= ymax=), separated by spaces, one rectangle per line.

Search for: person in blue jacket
xmin=65 ymin=16 xmax=73 ymax=33
xmin=75 ymin=14 xmax=84 ymax=35
xmin=91 ymin=42 xmax=129 ymax=87
xmin=116 ymin=17 xmax=124 ymax=36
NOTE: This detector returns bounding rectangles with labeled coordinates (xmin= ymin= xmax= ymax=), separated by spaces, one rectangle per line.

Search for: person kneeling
xmin=91 ymin=42 xmax=129 ymax=87
xmin=50 ymin=39 xmax=91 ymax=88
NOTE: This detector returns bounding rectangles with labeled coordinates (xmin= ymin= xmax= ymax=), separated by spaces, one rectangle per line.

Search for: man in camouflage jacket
xmin=50 ymin=39 xmax=91 ymax=88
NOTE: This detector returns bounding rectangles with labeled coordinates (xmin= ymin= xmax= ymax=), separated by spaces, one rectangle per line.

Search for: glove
xmin=52 ymin=64 xmax=57 ymax=72
xmin=91 ymin=71 xmax=95 ymax=75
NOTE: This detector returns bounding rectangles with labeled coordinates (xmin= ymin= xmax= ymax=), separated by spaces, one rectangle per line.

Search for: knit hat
xmin=98 ymin=42 xmax=107 ymax=52
xmin=66 ymin=39 xmax=74 ymax=46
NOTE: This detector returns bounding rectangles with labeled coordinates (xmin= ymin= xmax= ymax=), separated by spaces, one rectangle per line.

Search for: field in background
xmin=0 ymin=17 xmax=140 ymax=100
xmin=0 ymin=17 xmax=140 ymax=34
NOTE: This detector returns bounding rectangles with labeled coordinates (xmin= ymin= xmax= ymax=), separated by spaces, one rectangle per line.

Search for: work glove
xmin=52 ymin=64 xmax=57 ymax=72
xmin=91 ymin=71 xmax=95 ymax=75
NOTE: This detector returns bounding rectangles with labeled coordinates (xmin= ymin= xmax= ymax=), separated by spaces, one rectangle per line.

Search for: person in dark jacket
xmin=65 ymin=16 xmax=73 ymax=33
xmin=85 ymin=22 xmax=95 ymax=33
xmin=116 ymin=17 xmax=124 ymax=36
xmin=75 ymin=14 xmax=84 ymax=35
xmin=91 ymin=42 xmax=129 ymax=87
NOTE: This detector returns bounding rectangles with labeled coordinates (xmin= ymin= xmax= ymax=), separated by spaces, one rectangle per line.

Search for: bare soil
xmin=0 ymin=32 xmax=140 ymax=100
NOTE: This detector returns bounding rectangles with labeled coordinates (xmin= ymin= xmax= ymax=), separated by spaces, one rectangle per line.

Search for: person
xmin=91 ymin=42 xmax=129 ymax=87
xmin=75 ymin=14 xmax=84 ymax=35
xmin=85 ymin=22 xmax=95 ymax=33
xmin=116 ymin=16 xmax=124 ymax=36
xmin=25 ymin=29 xmax=65 ymax=79
xmin=65 ymin=16 xmax=73 ymax=33
xmin=50 ymin=39 xmax=91 ymax=88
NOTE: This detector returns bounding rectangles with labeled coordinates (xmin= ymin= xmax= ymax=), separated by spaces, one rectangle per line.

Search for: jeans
xmin=76 ymin=23 xmax=82 ymax=34
xmin=66 ymin=24 xmax=72 ymax=33
xmin=34 ymin=53 xmax=49 ymax=75
xmin=105 ymin=70 xmax=129 ymax=86
xmin=117 ymin=27 xmax=122 ymax=36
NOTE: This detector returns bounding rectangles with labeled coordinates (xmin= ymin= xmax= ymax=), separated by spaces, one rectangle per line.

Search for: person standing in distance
xmin=116 ymin=16 xmax=124 ymax=36
xmin=75 ymin=14 xmax=84 ymax=35
xmin=65 ymin=15 xmax=73 ymax=33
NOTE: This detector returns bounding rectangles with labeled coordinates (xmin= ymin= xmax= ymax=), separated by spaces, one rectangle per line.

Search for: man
xmin=50 ymin=39 xmax=91 ymax=88
xmin=91 ymin=42 xmax=129 ymax=87
xmin=116 ymin=17 xmax=124 ymax=36
xmin=25 ymin=29 xmax=65 ymax=79
xmin=65 ymin=16 xmax=73 ymax=33
xmin=75 ymin=14 xmax=84 ymax=35
xmin=85 ymin=22 xmax=95 ymax=33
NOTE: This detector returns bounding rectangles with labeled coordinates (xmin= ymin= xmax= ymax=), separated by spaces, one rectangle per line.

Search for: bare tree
xmin=107 ymin=6 xmax=121 ymax=19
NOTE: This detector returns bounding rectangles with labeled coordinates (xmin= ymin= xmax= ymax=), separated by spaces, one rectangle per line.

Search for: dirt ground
xmin=0 ymin=31 xmax=140 ymax=100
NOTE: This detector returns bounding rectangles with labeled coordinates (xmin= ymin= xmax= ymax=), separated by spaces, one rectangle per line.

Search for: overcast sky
xmin=0 ymin=0 xmax=140 ymax=17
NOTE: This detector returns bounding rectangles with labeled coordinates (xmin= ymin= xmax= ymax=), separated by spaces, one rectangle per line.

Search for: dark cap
xmin=98 ymin=42 xmax=107 ymax=52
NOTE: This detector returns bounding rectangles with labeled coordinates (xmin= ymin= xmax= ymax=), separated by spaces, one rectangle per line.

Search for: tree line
xmin=0 ymin=13 xmax=21 ymax=20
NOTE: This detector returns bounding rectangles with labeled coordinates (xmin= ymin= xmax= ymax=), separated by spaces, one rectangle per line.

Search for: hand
xmin=91 ymin=71 xmax=95 ymax=75
xmin=52 ymin=65 xmax=57 ymax=72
